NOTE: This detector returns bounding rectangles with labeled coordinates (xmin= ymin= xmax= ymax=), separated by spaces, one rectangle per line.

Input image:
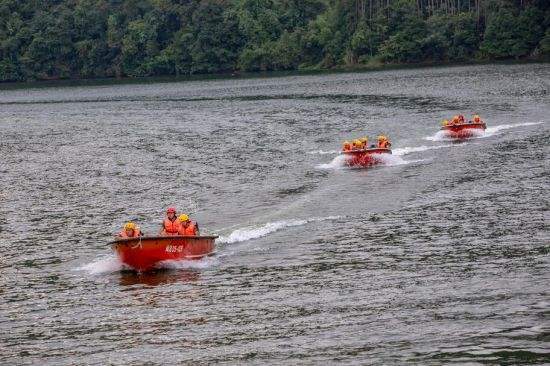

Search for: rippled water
xmin=1 ymin=64 xmax=549 ymax=364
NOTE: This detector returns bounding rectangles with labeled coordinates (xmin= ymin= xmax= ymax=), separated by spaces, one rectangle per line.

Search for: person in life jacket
xmin=177 ymin=214 xmax=199 ymax=236
xmin=359 ymin=137 xmax=368 ymax=149
xmin=342 ymin=140 xmax=351 ymax=151
xmin=451 ymin=115 xmax=459 ymax=125
xmin=472 ymin=114 xmax=483 ymax=124
xmin=441 ymin=119 xmax=449 ymax=126
xmin=377 ymin=135 xmax=391 ymax=149
xmin=458 ymin=115 xmax=465 ymax=124
xmin=117 ymin=222 xmax=142 ymax=238
xmin=352 ymin=139 xmax=363 ymax=150
xmin=159 ymin=207 xmax=181 ymax=235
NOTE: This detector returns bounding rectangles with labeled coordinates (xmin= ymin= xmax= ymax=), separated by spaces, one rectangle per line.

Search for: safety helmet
xmin=360 ymin=137 xmax=368 ymax=143
xmin=178 ymin=214 xmax=190 ymax=222
xmin=166 ymin=207 xmax=176 ymax=214
xmin=124 ymin=222 xmax=136 ymax=230
xmin=378 ymin=135 xmax=386 ymax=141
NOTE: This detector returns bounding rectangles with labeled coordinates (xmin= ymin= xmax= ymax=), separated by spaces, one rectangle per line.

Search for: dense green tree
xmin=480 ymin=6 xmax=544 ymax=58
xmin=0 ymin=0 xmax=547 ymax=82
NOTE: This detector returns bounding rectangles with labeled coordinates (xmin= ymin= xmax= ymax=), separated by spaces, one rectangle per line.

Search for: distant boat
xmin=111 ymin=235 xmax=217 ymax=272
xmin=341 ymin=147 xmax=392 ymax=167
xmin=441 ymin=121 xmax=486 ymax=139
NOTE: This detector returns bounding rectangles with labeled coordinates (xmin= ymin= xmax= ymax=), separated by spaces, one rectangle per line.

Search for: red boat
xmin=111 ymin=235 xmax=217 ymax=272
xmin=342 ymin=148 xmax=392 ymax=167
xmin=441 ymin=122 xmax=486 ymax=139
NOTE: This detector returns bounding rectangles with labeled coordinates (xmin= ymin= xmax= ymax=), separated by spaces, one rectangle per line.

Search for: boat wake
xmin=316 ymin=155 xmax=349 ymax=169
xmin=217 ymin=216 xmax=340 ymax=244
xmin=307 ymin=149 xmax=339 ymax=155
xmin=76 ymin=255 xmax=126 ymax=274
xmin=425 ymin=121 xmax=544 ymax=141
xmin=77 ymin=253 xmax=217 ymax=275
xmin=484 ymin=121 xmax=544 ymax=136
xmin=392 ymin=144 xmax=453 ymax=156
xmin=157 ymin=257 xmax=218 ymax=270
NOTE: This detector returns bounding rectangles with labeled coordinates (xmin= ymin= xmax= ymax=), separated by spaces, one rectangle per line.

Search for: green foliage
xmin=540 ymin=28 xmax=550 ymax=56
xmin=480 ymin=7 xmax=544 ymax=58
xmin=0 ymin=0 xmax=547 ymax=82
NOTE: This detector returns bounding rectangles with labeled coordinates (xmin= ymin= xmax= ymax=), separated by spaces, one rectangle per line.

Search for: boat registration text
xmin=165 ymin=245 xmax=184 ymax=253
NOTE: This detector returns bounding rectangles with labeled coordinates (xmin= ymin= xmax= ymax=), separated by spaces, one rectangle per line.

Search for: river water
xmin=1 ymin=64 xmax=549 ymax=365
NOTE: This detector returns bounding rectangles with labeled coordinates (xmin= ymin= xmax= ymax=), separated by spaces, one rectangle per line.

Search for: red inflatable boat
xmin=342 ymin=148 xmax=392 ymax=167
xmin=441 ymin=122 xmax=486 ymax=139
xmin=111 ymin=235 xmax=217 ymax=272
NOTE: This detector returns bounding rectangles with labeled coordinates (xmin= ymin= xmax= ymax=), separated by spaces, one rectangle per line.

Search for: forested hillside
xmin=0 ymin=0 xmax=548 ymax=82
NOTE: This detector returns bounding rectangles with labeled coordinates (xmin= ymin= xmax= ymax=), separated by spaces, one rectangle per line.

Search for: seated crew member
xmin=117 ymin=222 xmax=142 ymax=238
xmin=342 ymin=140 xmax=351 ymax=151
xmin=458 ymin=114 xmax=465 ymax=124
xmin=159 ymin=207 xmax=180 ymax=235
xmin=472 ymin=114 xmax=483 ymax=123
xmin=352 ymin=139 xmax=362 ymax=150
xmin=359 ymin=137 xmax=368 ymax=149
xmin=377 ymin=135 xmax=391 ymax=149
xmin=451 ymin=116 xmax=459 ymax=125
xmin=442 ymin=119 xmax=449 ymax=126
xmin=177 ymin=214 xmax=199 ymax=236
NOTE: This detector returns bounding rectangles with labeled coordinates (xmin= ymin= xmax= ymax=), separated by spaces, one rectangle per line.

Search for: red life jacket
xmin=178 ymin=222 xmax=198 ymax=236
xmin=118 ymin=228 xmax=141 ymax=238
xmin=163 ymin=218 xmax=181 ymax=235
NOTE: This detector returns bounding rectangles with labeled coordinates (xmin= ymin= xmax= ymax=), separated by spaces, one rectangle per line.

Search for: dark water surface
xmin=1 ymin=64 xmax=549 ymax=365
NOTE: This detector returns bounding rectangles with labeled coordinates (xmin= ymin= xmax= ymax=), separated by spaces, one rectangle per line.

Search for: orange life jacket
xmin=343 ymin=143 xmax=351 ymax=151
xmin=378 ymin=140 xmax=391 ymax=149
xmin=178 ymin=222 xmax=198 ymax=236
xmin=118 ymin=228 xmax=141 ymax=238
xmin=163 ymin=218 xmax=181 ymax=235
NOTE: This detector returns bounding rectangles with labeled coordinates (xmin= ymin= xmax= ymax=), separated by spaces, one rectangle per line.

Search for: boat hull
xmin=342 ymin=148 xmax=392 ymax=167
xmin=111 ymin=235 xmax=217 ymax=272
xmin=441 ymin=122 xmax=486 ymax=139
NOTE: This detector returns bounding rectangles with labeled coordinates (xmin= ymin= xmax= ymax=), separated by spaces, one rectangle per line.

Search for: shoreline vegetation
xmin=0 ymin=59 xmax=547 ymax=90
xmin=1 ymin=0 xmax=548 ymax=86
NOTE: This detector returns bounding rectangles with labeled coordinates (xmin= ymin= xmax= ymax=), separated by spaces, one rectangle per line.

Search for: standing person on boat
xmin=177 ymin=214 xmax=199 ymax=236
xmin=159 ymin=207 xmax=181 ymax=235
xmin=117 ymin=222 xmax=142 ymax=238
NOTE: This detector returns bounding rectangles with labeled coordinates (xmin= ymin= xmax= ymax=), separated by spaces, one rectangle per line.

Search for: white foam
xmin=392 ymin=144 xmax=453 ymax=156
xmin=316 ymin=154 xmax=349 ymax=169
xmin=425 ymin=130 xmax=454 ymax=142
xmin=76 ymin=255 xmax=125 ymax=274
xmin=375 ymin=153 xmax=417 ymax=166
xmin=157 ymin=256 xmax=218 ymax=270
xmin=484 ymin=121 xmax=544 ymax=136
xmin=307 ymin=149 xmax=339 ymax=155
xmin=217 ymin=216 xmax=340 ymax=244
xmin=317 ymin=152 xmax=420 ymax=169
